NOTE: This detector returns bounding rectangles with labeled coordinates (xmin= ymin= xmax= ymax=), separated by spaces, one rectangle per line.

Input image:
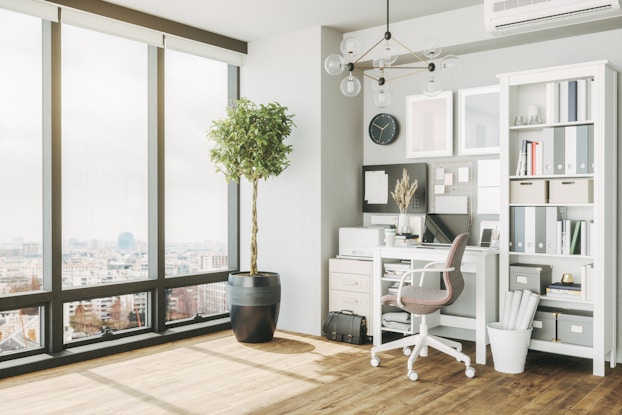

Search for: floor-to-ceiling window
xmin=0 ymin=3 xmax=241 ymax=373
xmin=0 ymin=8 xmax=44 ymax=354
xmin=164 ymin=49 xmax=230 ymax=322
xmin=61 ymin=25 xmax=150 ymax=341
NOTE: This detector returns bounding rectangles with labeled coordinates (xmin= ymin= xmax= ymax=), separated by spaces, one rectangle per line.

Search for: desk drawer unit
xmin=329 ymin=258 xmax=373 ymax=336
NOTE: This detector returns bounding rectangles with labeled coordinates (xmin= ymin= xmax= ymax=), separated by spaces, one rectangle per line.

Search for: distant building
xmin=118 ymin=232 xmax=135 ymax=250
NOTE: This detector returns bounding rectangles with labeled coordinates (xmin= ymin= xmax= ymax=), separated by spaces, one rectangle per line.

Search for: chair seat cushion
xmin=381 ymin=286 xmax=449 ymax=315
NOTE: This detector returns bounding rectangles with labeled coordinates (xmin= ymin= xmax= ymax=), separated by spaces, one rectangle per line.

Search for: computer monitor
xmin=422 ymin=213 xmax=470 ymax=245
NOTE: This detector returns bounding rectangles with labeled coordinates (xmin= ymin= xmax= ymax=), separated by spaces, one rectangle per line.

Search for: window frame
xmin=0 ymin=7 xmax=241 ymax=375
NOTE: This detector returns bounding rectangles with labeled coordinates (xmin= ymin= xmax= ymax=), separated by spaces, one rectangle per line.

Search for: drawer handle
xmin=343 ymin=281 xmax=360 ymax=286
xmin=343 ymin=297 xmax=360 ymax=304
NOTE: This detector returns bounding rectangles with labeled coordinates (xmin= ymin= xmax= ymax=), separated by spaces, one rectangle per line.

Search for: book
xmin=568 ymin=80 xmax=578 ymax=122
xmin=546 ymin=82 xmax=559 ymax=124
xmin=548 ymin=282 xmax=581 ymax=291
xmin=516 ymin=139 xmax=530 ymax=176
xmin=570 ymin=219 xmax=581 ymax=255
xmin=546 ymin=292 xmax=583 ymax=299
xmin=547 ymin=288 xmax=581 ymax=295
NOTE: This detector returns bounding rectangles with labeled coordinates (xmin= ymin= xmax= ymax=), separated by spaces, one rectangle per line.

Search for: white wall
xmin=358 ymin=27 xmax=622 ymax=362
xmin=241 ymin=27 xmax=362 ymax=336
xmin=242 ymin=8 xmax=622 ymax=357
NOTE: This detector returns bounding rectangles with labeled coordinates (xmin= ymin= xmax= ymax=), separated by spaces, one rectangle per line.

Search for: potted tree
xmin=208 ymin=97 xmax=295 ymax=343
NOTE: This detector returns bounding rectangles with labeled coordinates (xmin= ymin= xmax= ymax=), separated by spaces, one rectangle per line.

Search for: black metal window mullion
xmin=42 ymin=19 xmax=64 ymax=355
xmin=149 ymin=45 xmax=166 ymax=333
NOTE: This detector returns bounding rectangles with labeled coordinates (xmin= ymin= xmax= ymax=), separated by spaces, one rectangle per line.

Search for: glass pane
xmin=0 ymin=307 xmax=42 ymax=354
xmin=61 ymin=25 xmax=148 ymax=288
xmin=64 ymin=292 xmax=149 ymax=342
xmin=0 ymin=9 xmax=43 ymax=294
xmin=166 ymin=282 xmax=227 ymax=322
xmin=165 ymin=49 xmax=229 ymax=277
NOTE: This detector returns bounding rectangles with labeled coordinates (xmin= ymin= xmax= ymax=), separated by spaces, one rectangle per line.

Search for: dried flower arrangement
xmin=391 ymin=168 xmax=418 ymax=214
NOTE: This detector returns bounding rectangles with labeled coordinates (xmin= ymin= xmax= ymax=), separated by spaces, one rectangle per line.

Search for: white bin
xmin=487 ymin=322 xmax=532 ymax=374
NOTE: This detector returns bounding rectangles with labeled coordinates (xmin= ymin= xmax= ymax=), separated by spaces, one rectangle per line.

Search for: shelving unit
xmin=498 ymin=61 xmax=618 ymax=376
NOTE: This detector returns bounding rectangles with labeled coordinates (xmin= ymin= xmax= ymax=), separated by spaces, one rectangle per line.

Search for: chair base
xmin=370 ymin=329 xmax=475 ymax=381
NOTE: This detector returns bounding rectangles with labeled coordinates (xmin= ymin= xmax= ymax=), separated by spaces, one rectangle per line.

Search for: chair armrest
xmin=395 ymin=265 xmax=455 ymax=308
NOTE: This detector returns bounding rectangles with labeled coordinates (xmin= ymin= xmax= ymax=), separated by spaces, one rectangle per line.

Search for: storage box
xmin=548 ymin=179 xmax=593 ymax=204
xmin=509 ymin=263 xmax=552 ymax=294
xmin=510 ymin=179 xmax=548 ymax=204
xmin=557 ymin=310 xmax=593 ymax=347
xmin=532 ymin=306 xmax=561 ymax=342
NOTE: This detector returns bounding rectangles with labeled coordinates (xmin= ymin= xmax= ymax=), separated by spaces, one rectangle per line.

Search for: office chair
xmin=370 ymin=233 xmax=475 ymax=381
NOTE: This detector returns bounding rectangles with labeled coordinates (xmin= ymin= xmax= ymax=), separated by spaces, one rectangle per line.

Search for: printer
xmin=338 ymin=227 xmax=385 ymax=258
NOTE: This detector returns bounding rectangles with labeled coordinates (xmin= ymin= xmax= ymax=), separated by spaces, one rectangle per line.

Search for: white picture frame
xmin=479 ymin=220 xmax=500 ymax=248
xmin=458 ymin=85 xmax=500 ymax=155
xmin=406 ymin=90 xmax=453 ymax=158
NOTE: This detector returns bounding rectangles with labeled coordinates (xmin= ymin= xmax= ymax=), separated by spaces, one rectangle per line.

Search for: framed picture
xmin=458 ymin=85 xmax=500 ymax=155
xmin=406 ymin=90 xmax=453 ymax=158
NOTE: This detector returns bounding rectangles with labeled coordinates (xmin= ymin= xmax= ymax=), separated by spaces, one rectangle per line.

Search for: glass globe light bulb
xmin=340 ymin=37 xmax=361 ymax=60
xmin=324 ymin=54 xmax=346 ymax=75
xmin=440 ymin=54 xmax=460 ymax=77
xmin=422 ymin=76 xmax=442 ymax=96
xmin=383 ymin=42 xmax=398 ymax=65
xmin=373 ymin=41 xmax=397 ymax=69
xmin=340 ymin=73 xmax=361 ymax=97
xmin=373 ymin=87 xmax=392 ymax=108
xmin=423 ymin=37 xmax=443 ymax=59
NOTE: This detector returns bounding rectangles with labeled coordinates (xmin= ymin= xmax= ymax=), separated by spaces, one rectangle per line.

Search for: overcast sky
xmin=0 ymin=9 xmax=229 ymax=245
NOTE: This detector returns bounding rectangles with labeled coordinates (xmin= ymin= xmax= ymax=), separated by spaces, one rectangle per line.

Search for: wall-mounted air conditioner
xmin=484 ymin=0 xmax=622 ymax=36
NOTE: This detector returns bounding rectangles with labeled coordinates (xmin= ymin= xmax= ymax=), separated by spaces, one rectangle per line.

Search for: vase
xmin=398 ymin=213 xmax=410 ymax=235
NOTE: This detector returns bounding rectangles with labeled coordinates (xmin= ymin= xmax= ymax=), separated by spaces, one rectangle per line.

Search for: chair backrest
xmin=440 ymin=232 xmax=469 ymax=307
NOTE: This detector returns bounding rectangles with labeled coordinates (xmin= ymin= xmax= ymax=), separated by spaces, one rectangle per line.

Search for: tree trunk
xmin=250 ymin=177 xmax=258 ymax=275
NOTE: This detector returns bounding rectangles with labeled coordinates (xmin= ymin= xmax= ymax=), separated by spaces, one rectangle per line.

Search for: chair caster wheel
xmin=402 ymin=347 xmax=411 ymax=356
xmin=370 ymin=357 xmax=380 ymax=367
xmin=408 ymin=370 xmax=418 ymax=381
xmin=465 ymin=367 xmax=476 ymax=378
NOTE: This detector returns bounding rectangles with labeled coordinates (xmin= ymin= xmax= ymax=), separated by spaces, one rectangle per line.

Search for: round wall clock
xmin=368 ymin=113 xmax=399 ymax=145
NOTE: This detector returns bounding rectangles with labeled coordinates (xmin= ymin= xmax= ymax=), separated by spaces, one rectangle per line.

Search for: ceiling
xmin=102 ymin=0 xmax=484 ymax=43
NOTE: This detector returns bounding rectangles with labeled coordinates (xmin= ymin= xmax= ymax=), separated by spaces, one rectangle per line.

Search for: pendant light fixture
xmin=324 ymin=0 xmax=460 ymax=107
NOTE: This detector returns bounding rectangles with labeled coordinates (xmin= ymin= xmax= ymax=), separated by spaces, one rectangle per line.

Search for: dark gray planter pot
xmin=227 ymin=272 xmax=281 ymax=343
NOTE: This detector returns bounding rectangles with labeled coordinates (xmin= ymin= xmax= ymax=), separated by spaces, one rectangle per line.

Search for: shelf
xmin=509 ymin=252 xmax=593 ymax=260
xmin=539 ymin=296 xmax=594 ymax=311
xmin=508 ymin=203 xmax=593 ymax=207
xmin=510 ymin=174 xmax=594 ymax=180
xmin=509 ymin=120 xmax=594 ymax=131
xmin=529 ymin=339 xmax=594 ymax=359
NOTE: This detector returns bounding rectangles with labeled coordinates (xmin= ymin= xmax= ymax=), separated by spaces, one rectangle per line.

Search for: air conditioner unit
xmin=484 ymin=0 xmax=622 ymax=35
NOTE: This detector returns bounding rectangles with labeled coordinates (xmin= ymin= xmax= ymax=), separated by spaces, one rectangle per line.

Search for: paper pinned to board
xmin=364 ymin=170 xmax=388 ymax=204
xmin=478 ymin=187 xmax=500 ymax=214
xmin=478 ymin=159 xmax=500 ymax=187
xmin=435 ymin=196 xmax=468 ymax=214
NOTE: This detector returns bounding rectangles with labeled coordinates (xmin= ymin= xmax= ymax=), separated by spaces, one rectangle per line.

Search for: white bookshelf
xmin=498 ymin=61 xmax=618 ymax=376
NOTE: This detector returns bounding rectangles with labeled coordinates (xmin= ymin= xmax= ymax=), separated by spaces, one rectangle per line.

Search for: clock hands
xmin=372 ymin=122 xmax=388 ymax=140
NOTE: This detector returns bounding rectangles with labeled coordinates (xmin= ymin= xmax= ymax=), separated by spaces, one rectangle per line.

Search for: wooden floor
xmin=1 ymin=330 xmax=621 ymax=414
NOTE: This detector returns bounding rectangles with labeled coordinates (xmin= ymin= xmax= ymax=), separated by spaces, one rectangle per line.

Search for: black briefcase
xmin=322 ymin=310 xmax=367 ymax=345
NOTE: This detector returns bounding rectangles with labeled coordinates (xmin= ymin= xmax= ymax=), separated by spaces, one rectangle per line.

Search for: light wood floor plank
xmin=1 ymin=330 xmax=621 ymax=414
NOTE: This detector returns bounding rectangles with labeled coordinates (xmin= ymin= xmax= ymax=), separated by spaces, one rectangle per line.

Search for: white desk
xmin=372 ymin=245 xmax=499 ymax=365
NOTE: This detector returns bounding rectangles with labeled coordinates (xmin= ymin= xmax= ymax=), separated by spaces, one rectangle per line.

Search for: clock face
xmin=369 ymin=113 xmax=399 ymax=145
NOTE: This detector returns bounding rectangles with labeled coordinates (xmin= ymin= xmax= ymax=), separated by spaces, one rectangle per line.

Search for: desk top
xmin=373 ymin=244 xmax=499 ymax=257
